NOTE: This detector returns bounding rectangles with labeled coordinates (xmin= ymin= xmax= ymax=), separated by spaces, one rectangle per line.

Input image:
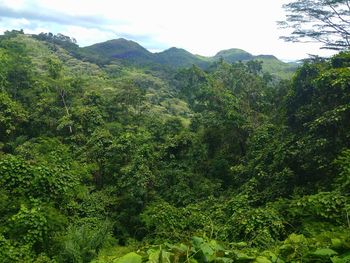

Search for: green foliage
xmin=334 ymin=149 xmax=350 ymax=194
xmin=1 ymin=33 xmax=349 ymax=262
xmin=227 ymin=206 xmax=285 ymax=247
xmin=331 ymin=52 xmax=350 ymax=68
xmin=59 ymin=222 xmax=113 ymax=263
xmin=141 ymin=200 xmax=211 ymax=242
xmin=288 ymin=192 xmax=349 ymax=225
xmin=0 ymin=234 xmax=34 ymax=263
xmin=0 ymin=48 xmax=10 ymax=88
xmin=113 ymin=252 xmax=142 ymax=263
xmin=231 ymin=124 xmax=296 ymax=203
xmin=283 ymin=55 xmax=350 ymax=190
xmin=0 ymin=154 xmax=79 ymax=203
xmin=7 ymin=203 xmax=65 ymax=248
xmin=276 ymin=231 xmax=350 ymax=263
xmin=278 ymin=233 xmax=310 ymax=262
xmin=47 ymin=57 xmax=63 ymax=79
xmin=0 ymin=91 xmax=27 ymax=141
xmin=95 ymin=230 xmax=350 ymax=263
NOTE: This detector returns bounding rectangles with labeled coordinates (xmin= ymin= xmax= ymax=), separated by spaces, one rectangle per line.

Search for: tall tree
xmin=47 ymin=57 xmax=73 ymax=133
xmin=279 ymin=0 xmax=350 ymax=50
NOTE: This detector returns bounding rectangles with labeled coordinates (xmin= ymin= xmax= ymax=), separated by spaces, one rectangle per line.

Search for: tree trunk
xmin=60 ymin=89 xmax=72 ymax=133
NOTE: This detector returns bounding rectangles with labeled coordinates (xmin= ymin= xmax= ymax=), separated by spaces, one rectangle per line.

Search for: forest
xmin=0 ymin=4 xmax=350 ymax=262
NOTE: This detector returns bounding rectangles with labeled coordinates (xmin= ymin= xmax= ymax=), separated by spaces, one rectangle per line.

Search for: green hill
xmin=154 ymin=47 xmax=210 ymax=68
xmin=213 ymin=48 xmax=254 ymax=62
xmin=82 ymin=38 xmax=153 ymax=65
xmin=212 ymin=49 xmax=298 ymax=78
xmin=254 ymin=55 xmax=299 ymax=79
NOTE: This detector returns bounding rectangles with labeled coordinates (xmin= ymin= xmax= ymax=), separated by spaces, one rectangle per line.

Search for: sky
xmin=0 ymin=0 xmax=337 ymax=61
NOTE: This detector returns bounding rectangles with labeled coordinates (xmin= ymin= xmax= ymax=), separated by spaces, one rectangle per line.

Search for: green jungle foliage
xmin=0 ymin=30 xmax=349 ymax=262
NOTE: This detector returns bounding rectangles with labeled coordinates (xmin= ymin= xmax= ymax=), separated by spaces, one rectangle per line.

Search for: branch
xmin=59 ymin=89 xmax=72 ymax=133
xmin=346 ymin=35 xmax=350 ymax=46
xmin=327 ymin=3 xmax=350 ymax=25
xmin=279 ymin=0 xmax=350 ymax=49
xmin=323 ymin=15 xmax=350 ymax=36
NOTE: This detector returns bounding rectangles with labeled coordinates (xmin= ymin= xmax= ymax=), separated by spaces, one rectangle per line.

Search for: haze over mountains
xmin=80 ymin=38 xmax=298 ymax=78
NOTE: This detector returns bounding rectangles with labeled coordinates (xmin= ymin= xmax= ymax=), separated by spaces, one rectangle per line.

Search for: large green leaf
xmin=114 ymin=252 xmax=142 ymax=263
xmin=312 ymin=248 xmax=338 ymax=257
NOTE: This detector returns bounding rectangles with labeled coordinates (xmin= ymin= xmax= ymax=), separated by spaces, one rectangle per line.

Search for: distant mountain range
xmin=79 ymin=38 xmax=298 ymax=78
xmin=25 ymin=36 xmax=287 ymax=78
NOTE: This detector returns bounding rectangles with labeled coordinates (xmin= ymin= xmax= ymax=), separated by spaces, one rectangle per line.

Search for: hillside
xmin=81 ymin=38 xmax=153 ymax=65
xmin=254 ymin=55 xmax=299 ymax=79
xmin=212 ymin=49 xmax=298 ymax=78
xmin=154 ymin=47 xmax=210 ymax=68
xmin=0 ymin=31 xmax=349 ymax=263
xmin=213 ymin=48 xmax=254 ymax=62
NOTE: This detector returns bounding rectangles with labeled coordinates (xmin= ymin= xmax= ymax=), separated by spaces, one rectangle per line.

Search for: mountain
xmin=213 ymin=48 xmax=254 ymax=62
xmin=212 ymin=49 xmax=298 ymax=78
xmin=81 ymin=38 xmax=154 ymax=65
xmin=154 ymin=47 xmax=210 ymax=68
xmin=254 ymin=55 xmax=299 ymax=79
xmin=78 ymin=38 xmax=298 ymax=78
xmin=81 ymin=39 xmax=207 ymax=68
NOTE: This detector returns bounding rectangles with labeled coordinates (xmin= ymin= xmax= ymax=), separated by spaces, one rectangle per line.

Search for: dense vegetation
xmin=0 ymin=30 xmax=349 ymax=263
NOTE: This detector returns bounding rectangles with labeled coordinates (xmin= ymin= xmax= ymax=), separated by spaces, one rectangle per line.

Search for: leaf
xmin=235 ymin=251 xmax=255 ymax=262
xmin=113 ymin=252 xmax=142 ymax=263
xmin=215 ymin=257 xmax=233 ymax=263
xmin=160 ymin=250 xmax=172 ymax=263
xmin=209 ymin=239 xmax=224 ymax=251
xmin=311 ymin=248 xmax=338 ymax=257
xmin=147 ymin=249 xmax=160 ymax=263
xmin=261 ymin=251 xmax=284 ymax=263
xmin=331 ymin=238 xmax=343 ymax=249
xmin=235 ymin=242 xmax=248 ymax=248
xmin=254 ymin=256 xmax=272 ymax=263
xmin=192 ymin=236 xmax=204 ymax=248
xmin=331 ymin=251 xmax=350 ymax=263
xmin=288 ymin=233 xmax=307 ymax=244
xmin=279 ymin=244 xmax=293 ymax=252
xmin=200 ymin=243 xmax=214 ymax=261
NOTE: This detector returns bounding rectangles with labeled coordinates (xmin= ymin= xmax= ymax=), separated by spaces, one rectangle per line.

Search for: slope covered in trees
xmin=0 ymin=30 xmax=349 ymax=263
xmin=34 ymin=33 xmax=297 ymax=79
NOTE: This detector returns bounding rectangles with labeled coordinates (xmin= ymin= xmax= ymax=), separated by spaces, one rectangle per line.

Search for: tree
xmin=47 ymin=57 xmax=73 ymax=133
xmin=284 ymin=52 xmax=350 ymax=187
xmin=246 ymin=60 xmax=263 ymax=75
xmin=279 ymin=0 xmax=350 ymax=50
xmin=0 ymin=38 xmax=33 ymax=99
xmin=0 ymin=92 xmax=27 ymax=141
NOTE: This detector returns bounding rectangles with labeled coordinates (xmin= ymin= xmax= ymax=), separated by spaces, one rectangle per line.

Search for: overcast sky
xmin=0 ymin=0 xmax=336 ymax=61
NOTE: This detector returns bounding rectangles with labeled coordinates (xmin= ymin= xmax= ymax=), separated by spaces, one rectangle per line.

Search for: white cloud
xmin=63 ymin=26 xmax=117 ymax=45
xmin=2 ymin=0 xmax=27 ymax=10
xmin=0 ymin=0 xmax=338 ymax=60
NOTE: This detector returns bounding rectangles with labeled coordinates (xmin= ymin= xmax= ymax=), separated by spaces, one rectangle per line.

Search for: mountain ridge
xmin=30 ymin=34 xmax=298 ymax=78
xmin=84 ymin=38 xmax=294 ymax=62
xmin=80 ymin=38 xmax=298 ymax=78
